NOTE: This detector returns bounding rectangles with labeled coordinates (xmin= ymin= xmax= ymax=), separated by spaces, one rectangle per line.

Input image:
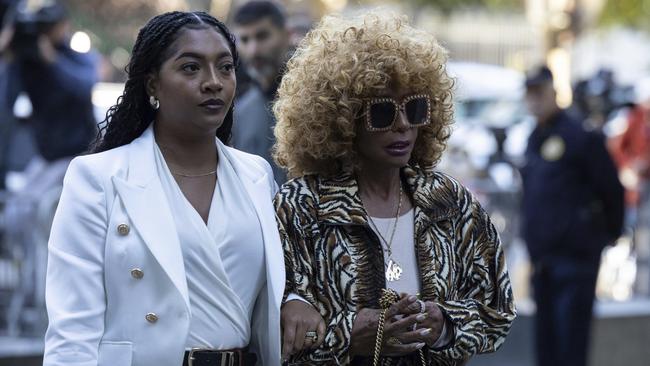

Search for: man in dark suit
xmin=521 ymin=66 xmax=624 ymax=366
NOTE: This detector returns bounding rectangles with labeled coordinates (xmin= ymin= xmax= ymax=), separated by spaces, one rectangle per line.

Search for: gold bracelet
xmin=372 ymin=309 xmax=387 ymax=366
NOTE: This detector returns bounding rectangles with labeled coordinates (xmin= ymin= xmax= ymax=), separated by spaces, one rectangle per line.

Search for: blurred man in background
xmin=232 ymin=0 xmax=291 ymax=183
xmin=520 ymin=66 xmax=624 ymax=366
xmin=1 ymin=0 xmax=98 ymax=191
xmin=6 ymin=0 xmax=97 ymax=164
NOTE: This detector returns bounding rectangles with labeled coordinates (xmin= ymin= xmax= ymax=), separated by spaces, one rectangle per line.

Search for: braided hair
xmin=90 ymin=11 xmax=238 ymax=153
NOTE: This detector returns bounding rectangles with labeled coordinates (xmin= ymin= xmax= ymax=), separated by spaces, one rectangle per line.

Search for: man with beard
xmin=232 ymin=1 xmax=291 ymax=183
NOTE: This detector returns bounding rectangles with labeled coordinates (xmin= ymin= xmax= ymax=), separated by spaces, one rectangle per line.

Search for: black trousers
xmin=532 ymin=256 xmax=600 ymax=366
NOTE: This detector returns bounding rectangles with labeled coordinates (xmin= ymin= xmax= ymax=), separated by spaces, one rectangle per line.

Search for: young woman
xmin=42 ymin=11 xmax=316 ymax=366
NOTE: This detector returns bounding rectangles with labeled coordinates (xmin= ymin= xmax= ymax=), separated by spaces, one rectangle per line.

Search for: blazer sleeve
xmin=274 ymin=183 xmax=357 ymax=365
xmin=43 ymin=157 xmax=109 ymax=366
xmin=249 ymin=155 xmax=282 ymax=365
xmin=429 ymin=194 xmax=517 ymax=364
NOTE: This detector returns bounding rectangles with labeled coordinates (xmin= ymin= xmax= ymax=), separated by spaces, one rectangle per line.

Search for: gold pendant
xmin=385 ymin=259 xmax=403 ymax=282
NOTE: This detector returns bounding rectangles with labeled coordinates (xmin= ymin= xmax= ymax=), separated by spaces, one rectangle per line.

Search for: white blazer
xmin=43 ymin=127 xmax=285 ymax=366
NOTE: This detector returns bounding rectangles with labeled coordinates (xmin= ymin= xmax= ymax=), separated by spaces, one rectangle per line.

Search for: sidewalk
xmin=0 ymin=336 xmax=42 ymax=366
xmin=469 ymin=298 xmax=650 ymax=366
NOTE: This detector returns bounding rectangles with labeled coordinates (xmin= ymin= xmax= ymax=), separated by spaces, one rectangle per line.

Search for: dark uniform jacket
xmin=13 ymin=44 xmax=97 ymax=161
xmin=275 ymin=166 xmax=516 ymax=365
xmin=521 ymin=110 xmax=624 ymax=263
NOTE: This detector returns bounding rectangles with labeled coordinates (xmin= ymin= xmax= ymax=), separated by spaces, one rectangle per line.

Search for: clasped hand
xmin=350 ymin=294 xmax=445 ymax=357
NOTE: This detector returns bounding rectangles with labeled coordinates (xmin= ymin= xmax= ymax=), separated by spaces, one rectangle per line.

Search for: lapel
xmin=111 ymin=126 xmax=190 ymax=312
xmin=218 ymin=142 xmax=285 ymax=311
xmin=402 ymin=167 xmax=460 ymax=300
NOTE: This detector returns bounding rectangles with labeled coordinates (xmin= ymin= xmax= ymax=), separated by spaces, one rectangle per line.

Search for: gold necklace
xmin=158 ymin=144 xmax=217 ymax=178
xmin=171 ymin=169 xmax=216 ymax=178
xmin=366 ymin=182 xmax=404 ymax=282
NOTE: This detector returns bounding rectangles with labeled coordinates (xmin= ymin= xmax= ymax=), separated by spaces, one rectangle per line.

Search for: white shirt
xmin=154 ymin=142 xmax=265 ymax=349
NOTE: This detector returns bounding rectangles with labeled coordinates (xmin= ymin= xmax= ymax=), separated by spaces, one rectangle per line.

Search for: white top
xmin=154 ymin=142 xmax=266 ymax=349
xmin=369 ymin=209 xmax=420 ymax=295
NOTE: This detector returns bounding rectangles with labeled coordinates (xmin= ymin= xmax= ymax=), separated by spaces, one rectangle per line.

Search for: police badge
xmin=541 ymin=135 xmax=565 ymax=161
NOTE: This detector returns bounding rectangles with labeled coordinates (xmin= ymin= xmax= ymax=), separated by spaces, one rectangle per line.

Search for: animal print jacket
xmin=275 ymin=166 xmax=516 ymax=365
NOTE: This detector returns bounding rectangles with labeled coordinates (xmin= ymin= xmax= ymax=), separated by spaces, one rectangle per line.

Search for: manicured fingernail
xmin=420 ymin=328 xmax=432 ymax=336
xmin=416 ymin=313 xmax=428 ymax=321
xmin=408 ymin=295 xmax=417 ymax=302
xmin=417 ymin=342 xmax=426 ymax=349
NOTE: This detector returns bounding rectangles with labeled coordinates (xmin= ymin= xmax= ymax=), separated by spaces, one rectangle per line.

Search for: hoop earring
xmin=149 ymin=96 xmax=160 ymax=110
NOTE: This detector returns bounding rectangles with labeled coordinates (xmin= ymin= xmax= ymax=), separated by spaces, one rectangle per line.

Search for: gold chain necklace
xmin=171 ymin=169 xmax=216 ymax=178
xmin=366 ymin=181 xmax=404 ymax=282
xmin=158 ymin=144 xmax=217 ymax=178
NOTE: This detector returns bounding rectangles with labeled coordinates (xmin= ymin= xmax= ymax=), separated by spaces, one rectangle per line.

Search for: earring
xmin=149 ymin=96 xmax=160 ymax=110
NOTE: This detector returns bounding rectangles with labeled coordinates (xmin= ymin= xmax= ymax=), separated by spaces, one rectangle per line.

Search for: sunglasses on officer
xmin=362 ymin=94 xmax=432 ymax=132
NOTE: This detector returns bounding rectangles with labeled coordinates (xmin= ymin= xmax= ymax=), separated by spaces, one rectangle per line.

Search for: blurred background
xmin=0 ymin=0 xmax=649 ymax=365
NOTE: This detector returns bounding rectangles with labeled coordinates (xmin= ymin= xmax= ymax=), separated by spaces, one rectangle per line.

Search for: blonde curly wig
xmin=273 ymin=10 xmax=455 ymax=178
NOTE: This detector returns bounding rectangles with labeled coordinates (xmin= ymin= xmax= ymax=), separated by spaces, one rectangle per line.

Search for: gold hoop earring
xmin=149 ymin=96 xmax=160 ymax=110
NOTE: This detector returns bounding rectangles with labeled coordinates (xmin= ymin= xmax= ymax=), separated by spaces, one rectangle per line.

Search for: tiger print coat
xmin=275 ymin=166 xmax=516 ymax=365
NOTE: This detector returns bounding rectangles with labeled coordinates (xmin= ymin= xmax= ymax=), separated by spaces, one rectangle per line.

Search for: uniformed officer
xmin=521 ymin=66 xmax=624 ymax=366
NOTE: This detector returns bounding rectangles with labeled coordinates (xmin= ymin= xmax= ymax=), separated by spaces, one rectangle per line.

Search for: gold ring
xmin=386 ymin=336 xmax=402 ymax=346
xmin=305 ymin=331 xmax=318 ymax=343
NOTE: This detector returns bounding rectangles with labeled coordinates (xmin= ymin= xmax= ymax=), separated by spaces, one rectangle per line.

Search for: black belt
xmin=182 ymin=348 xmax=257 ymax=366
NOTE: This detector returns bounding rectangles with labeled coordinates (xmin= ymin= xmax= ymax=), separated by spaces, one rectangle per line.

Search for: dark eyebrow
xmin=174 ymin=51 xmax=233 ymax=61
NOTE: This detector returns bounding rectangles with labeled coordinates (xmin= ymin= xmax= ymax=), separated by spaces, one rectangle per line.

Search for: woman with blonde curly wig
xmin=274 ymin=10 xmax=516 ymax=366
